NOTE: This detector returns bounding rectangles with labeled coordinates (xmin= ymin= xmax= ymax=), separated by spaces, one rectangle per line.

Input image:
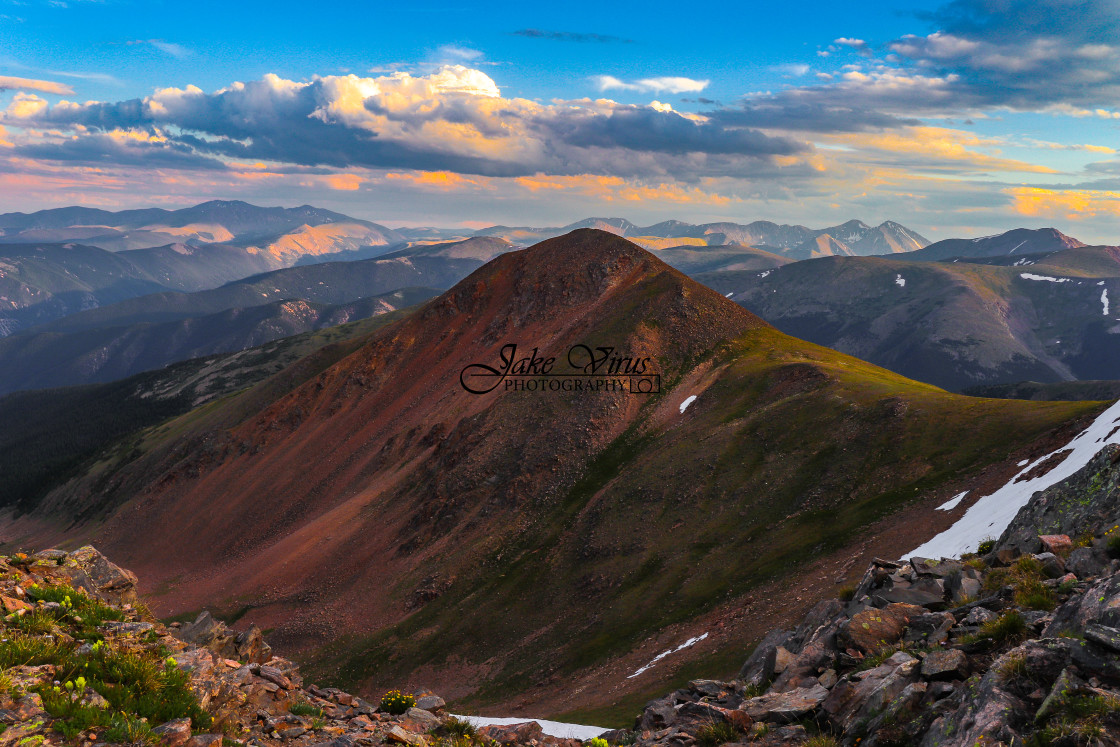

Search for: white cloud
xmin=591 ymin=75 xmax=709 ymax=94
xmin=0 ymin=75 xmax=73 ymax=95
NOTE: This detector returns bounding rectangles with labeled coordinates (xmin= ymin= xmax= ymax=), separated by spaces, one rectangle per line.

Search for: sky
xmin=2 ymin=0 xmax=1120 ymax=242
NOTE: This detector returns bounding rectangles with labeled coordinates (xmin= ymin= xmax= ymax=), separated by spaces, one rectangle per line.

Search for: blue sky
xmin=2 ymin=0 xmax=1120 ymax=242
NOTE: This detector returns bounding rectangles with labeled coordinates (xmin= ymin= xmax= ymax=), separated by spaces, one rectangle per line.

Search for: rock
xmin=817 ymin=669 xmax=838 ymax=689
xmin=840 ymin=603 xmax=925 ymax=654
xmin=996 ymin=445 xmax=1120 ymax=557
xmin=874 ymin=576 xmax=947 ymax=609
xmin=961 ymin=606 xmax=996 ymax=626
xmin=637 ymin=696 xmax=676 ymax=731
xmin=1034 ymin=552 xmax=1065 ymax=578
xmin=740 ymin=684 xmax=829 ymax=723
xmin=769 ymin=619 xmax=842 ymax=692
xmin=737 ymin=628 xmax=790 ymax=688
xmin=910 ymin=558 xmax=964 ymax=578
xmin=414 ymin=695 xmax=445 ymax=712
xmin=386 ymin=726 xmax=427 ymax=747
xmin=58 ymin=545 xmax=140 ymax=605
xmin=1067 ymin=547 xmax=1105 ymax=578
xmin=1043 ymin=573 xmax=1120 ymax=636
xmin=0 ymin=596 xmax=31 ymax=613
xmin=783 ymin=599 xmax=844 ymax=653
xmin=1084 ymin=623 xmax=1120 ymax=652
xmin=152 ymin=718 xmax=193 ymax=747
xmin=259 ymin=665 xmax=292 ymax=690
xmin=185 ymin=736 xmax=224 ymax=747
xmin=904 ymin=612 xmax=955 ymax=646
xmin=771 ymin=646 xmax=793 ymax=674
xmin=920 ymin=650 xmax=968 ymax=681
xmin=1039 ymin=534 xmax=1073 ymax=555
xmin=476 ymin=722 xmax=543 ymax=745
xmin=821 ymin=652 xmax=919 ymax=732
xmin=402 ymin=708 xmax=441 ymax=732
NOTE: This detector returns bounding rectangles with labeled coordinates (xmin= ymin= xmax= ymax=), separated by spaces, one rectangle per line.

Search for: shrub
xmin=104 ymin=714 xmax=156 ymax=746
xmin=837 ymin=585 xmax=856 ymax=602
xmin=290 ymin=702 xmax=324 ymax=717
xmin=380 ymin=689 xmax=416 ymax=715
xmin=1106 ymin=533 xmax=1120 ymax=560
xmin=445 ymin=718 xmax=478 ymax=740
xmin=694 ymin=721 xmax=739 ymax=747
xmin=1014 ymin=577 xmax=1057 ymax=611
xmin=977 ymin=538 xmax=997 ymax=555
xmin=588 ymin=738 xmax=609 ymax=747
xmin=974 ymin=611 xmax=1027 ymax=644
xmin=804 ymin=737 xmax=840 ymax=747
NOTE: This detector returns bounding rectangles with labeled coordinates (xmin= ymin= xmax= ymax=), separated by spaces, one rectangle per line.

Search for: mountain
xmin=641 ymin=244 xmax=792 ymax=276
xmin=0 ymin=200 xmax=404 ymax=252
xmin=468 ymin=219 xmax=929 ymax=254
xmin=22 ymin=237 xmax=511 ymax=336
xmin=728 ymin=248 xmax=1120 ymax=391
xmin=0 ymin=309 xmax=410 ymax=513
xmin=2 ymin=229 xmax=1102 ymax=719
xmin=0 ymin=288 xmax=437 ymax=395
xmin=903 ymin=227 xmax=1086 ymax=262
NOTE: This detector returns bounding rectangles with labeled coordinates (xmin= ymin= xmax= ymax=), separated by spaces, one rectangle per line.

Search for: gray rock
xmin=414 ymin=695 xmax=445 ymax=712
xmin=152 ymin=718 xmax=193 ymax=747
xmin=1034 ymin=552 xmax=1066 ymax=578
xmin=996 ymin=444 xmax=1120 ymax=556
xmin=737 ymin=628 xmax=790 ymax=688
xmin=1067 ymin=547 xmax=1106 ymax=578
xmin=822 ymin=653 xmax=919 ymax=734
xmin=1084 ymin=623 xmax=1120 ymax=653
xmin=904 ymin=612 xmax=956 ymax=646
xmin=740 ymin=683 xmax=829 ymax=723
xmin=921 ymin=650 xmax=968 ymax=681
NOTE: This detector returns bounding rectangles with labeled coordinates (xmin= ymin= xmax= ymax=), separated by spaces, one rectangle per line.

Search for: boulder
xmin=57 ymin=545 xmax=139 ymax=606
xmin=840 ymin=603 xmax=925 ymax=654
xmin=821 ymin=652 xmax=919 ymax=733
xmin=152 ymin=718 xmax=193 ymax=747
xmin=737 ymin=628 xmax=790 ymax=688
xmin=476 ymin=722 xmax=543 ymax=745
xmin=1043 ymin=573 xmax=1120 ymax=636
xmin=903 ymin=612 xmax=955 ymax=646
xmin=386 ymin=726 xmax=427 ymax=747
xmin=1039 ymin=534 xmax=1073 ymax=555
xmin=1034 ymin=552 xmax=1065 ymax=578
xmin=920 ymin=650 xmax=968 ymax=681
xmin=740 ymin=684 xmax=829 ymax=723
xmin=1067 ymin=547 xmax=1106 ymax=578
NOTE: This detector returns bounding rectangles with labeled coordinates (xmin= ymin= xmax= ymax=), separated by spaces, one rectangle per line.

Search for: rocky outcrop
xmin=0 ymin=546 xmax=576 ymax=747
xmin=624 ymin=445 xmax=1120 ymax=747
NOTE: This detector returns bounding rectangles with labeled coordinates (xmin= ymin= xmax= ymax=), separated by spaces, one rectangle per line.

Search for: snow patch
xmin=1103 ymin=289 xmax=1110 ymax=316
xmin=628 ymin=633 xmax=709 ymax=679
xmin=908 ymin=399 xmax=1120 ymax=559
xmin=1020 ymin=273 xmax=1070 ymax=283
xmin=758 ymin=270 xmax=772 ymax=278
xmin=680 ymin=395 xmax=697 ymax=414
xmin=1018 ymin=459 xmax=1029 ymax=466
xmin=936 ymin=491 xmax=968 ymax=511
xmin=724 ymin=292 xmax=734 ymax=298
xmin=1008 ymin=240 xmax=1027 ymax=254
xmin=452 ymin=717 xmax=607 ymax=741
xmin=895 ymin=274 xmax=906 ymax=288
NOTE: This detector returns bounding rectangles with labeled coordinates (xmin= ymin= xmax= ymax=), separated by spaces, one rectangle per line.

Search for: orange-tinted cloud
xmin=1007 ymin=187 xmax=1120 ymax=219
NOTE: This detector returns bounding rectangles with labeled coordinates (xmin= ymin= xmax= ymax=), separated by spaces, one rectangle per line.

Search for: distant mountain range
xmin=725 ymin=235 xmax=1120 ymax=390
xmin=465 ymin=217 xmax=930 ymax=259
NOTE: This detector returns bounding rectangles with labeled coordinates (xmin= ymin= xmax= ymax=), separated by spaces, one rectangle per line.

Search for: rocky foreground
xmin=2 ymin=444 xmax=1120 ymax=747
xmin=624 ymin=444 xmax=1120 ymax=746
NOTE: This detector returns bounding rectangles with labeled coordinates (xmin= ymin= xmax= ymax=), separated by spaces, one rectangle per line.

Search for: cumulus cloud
xmin=834 ymin=38 xmax=871 ymax=56
xmin=887 ymin=0 xmax=1120 ymax=112
xmin=1 ymin=66 xmax=803 ymax=180
xmin=592 ymin=75 xmax=710 ymax=94
xmin=0 ymin=76 xmax=74 ymax=95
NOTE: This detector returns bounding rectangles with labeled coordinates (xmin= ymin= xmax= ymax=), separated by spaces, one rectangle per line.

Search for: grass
xmin=983 ymin=556 xmax=1057 ymax=611
xmin=694 ymin=721 xmax=740 ymax=747
xmin=1029 ymin=693 xmax=1120 ymax=746
xmin=0 ymin=581 xmax=211 ymax=741
xmin=961 ymin=611 xmax=1028 ymax=646
xmin=289 ymin=702 xmax=324 ymax=717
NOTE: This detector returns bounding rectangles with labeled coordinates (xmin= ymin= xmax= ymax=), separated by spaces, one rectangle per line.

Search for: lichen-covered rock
xmin=740 ymin=683 xmax=829 ymax=723
xmin=997 ymin=444 xmax=1120 ymax=555
xmin=840 ymin=603 xmax=925 ymax=654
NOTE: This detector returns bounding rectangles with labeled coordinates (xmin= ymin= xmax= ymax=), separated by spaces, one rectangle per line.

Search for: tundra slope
xmin=1 ymin=230 xmax=1104 ymax=719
